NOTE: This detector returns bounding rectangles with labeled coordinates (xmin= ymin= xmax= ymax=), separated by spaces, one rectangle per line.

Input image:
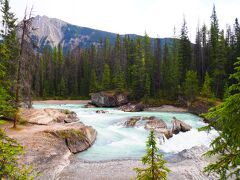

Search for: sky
xmin=8 ymin=0 xmax=240 ymax=42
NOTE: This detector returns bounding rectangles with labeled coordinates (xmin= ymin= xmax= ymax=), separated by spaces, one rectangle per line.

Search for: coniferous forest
xmin=29 ymin=7 xmax=240 ymax=103
xmin=0 ymin=0 xmax=240 ymax=179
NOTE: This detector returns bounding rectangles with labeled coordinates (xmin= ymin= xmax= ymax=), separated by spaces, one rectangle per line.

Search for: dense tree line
xmin=32 ymin=6 xmax=240 ymax=104
xmin=1 ymin=1 xmax=240 ymax=178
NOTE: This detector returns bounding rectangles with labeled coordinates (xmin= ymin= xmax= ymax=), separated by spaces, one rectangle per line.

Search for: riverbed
xmin=33 ymin=103 xmax=217 ymax=162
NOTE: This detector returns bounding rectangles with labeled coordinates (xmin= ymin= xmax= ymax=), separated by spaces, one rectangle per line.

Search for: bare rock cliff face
xmin=32 ymin=15 xmax=67 ymax=47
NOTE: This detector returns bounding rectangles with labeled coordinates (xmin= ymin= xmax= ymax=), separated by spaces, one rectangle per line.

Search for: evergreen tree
xmin=131 ymin=38 xmax=146 ymax=99
xmin=114 ymin=71 xmax=125 ymax=92
xmin=200 ymin=57 xmax=240 ymax=179
xmin=0 ymin=0 xmax=18 ymax=119
xmin=152 ymin=38 xmax=162 ymax=97
xmin=134 ymin=130 xmax=170 ymax=180
xmin=213 ymin=30 xmax=226 ymax=97
xmin=89 ymin=70 xmax=98 ymax=93
xmin=210 ymin=5 xmax=219 ymax=73
xmin=184 ymin=70 xmax=199 ymax=102
xmin=102 ymin=64 xmax=111 ymax=90
xmin=144 ymin=74 xmax=151 ymax=98
xmin=201 ymin=72 xmax=213 ymax=98
xmin=178 ymin=17 xmax=192 ymax=83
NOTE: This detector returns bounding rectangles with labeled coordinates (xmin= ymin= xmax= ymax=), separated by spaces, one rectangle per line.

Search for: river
xmin=33 ymin=103 xmax=217 ymax=161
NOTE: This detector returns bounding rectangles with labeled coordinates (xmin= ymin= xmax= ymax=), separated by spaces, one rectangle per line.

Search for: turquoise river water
xmin=33 ymin=103 xmax=217 ymax=161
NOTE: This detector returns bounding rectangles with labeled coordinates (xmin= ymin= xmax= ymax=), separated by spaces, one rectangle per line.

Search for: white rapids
xmin=33 ymin=103 xmax=217 ymax=161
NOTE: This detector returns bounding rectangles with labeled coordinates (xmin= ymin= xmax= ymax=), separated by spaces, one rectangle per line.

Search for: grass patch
xmin=51 ymin=129 xmax=85 ymax=140
xmin=62 ymin=109 xmax=72 ymax=115
xmin=18 ymin=118 xmax=28 ymax=125
xmin=0 ymin=120 xmax=7 ymax=125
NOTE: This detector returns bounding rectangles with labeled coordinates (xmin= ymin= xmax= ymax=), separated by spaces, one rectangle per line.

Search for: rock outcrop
xmin=145 ymin=119 xmax=167 ymax=129
xmin=8 ymin=108 xmax=97 ymax=179
xmin=118 ymin=103 xmax=144 ymax=112
xmin=124 ymin=116 xmax=192 ymax=139
xmin=144 ymin=118 xmax=173 ymax=139
xmin=172 ymin=117 xmax=192 ymax=134
xmin=91 ymin=92 xmax=128 ymax=107
xmin=46 ymin=123 xmax=97 ymax=154
xmin=188 ymin=99 xmax=212 ymax=115
xmin=124 ymin=116 xmax=141 ymax=127
xmin=56 ymin=110 xmax=79 ymax=123
xmin=20 ymin=108 xmax=79 ymax=125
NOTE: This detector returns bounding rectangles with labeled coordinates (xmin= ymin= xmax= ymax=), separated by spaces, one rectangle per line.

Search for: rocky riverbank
xmin=58 ymin=145 xmax=218 ymax=180
xmin=4 ymin=108 xmax=97 ymax=179
xmin=1 ymin=100 xmax=219 ymax=179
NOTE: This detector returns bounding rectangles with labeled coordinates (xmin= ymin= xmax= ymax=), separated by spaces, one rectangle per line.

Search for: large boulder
xmin=119 ymin=103 xmax=144 ymax=112
xmin=124 ymin=116 xmax=141 ymax=127
xmin=47 ymin=123 xmax=97 ymax=154
xmin=172 ymin=117 xmax=192 ymax=134
xmin=116 ymin=94 xmax=128 ymax=106
xmin=56 ymin=110 xmax=79 ymax=123
xmin=145 ymin=119 xmax=167 ymax=129
xmin=20 ymin=108 xmax=80 ymax=125
xmin=155 ymin=128 xmax=173 ymax=139
xmin=91 ymin=92 xmax=128 ymax=107
xmin=145 ymin=119 xmax=173 ymax=139
xmin=188 ymin=99 xmax=212 ymax=115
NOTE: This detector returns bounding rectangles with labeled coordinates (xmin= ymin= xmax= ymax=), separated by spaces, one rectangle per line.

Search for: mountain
xmin=30 ymin=15 xmax=173 ymax=52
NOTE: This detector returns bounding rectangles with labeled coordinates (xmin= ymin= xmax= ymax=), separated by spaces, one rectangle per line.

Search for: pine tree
xmin=210 ymin=5 xmax=219 ymax=73
xmin=178 ymin=17 xmax=192 ymax=83
xmin=200 ymin=57 xmax=240 ymax=179
xmin=201 ymin=72 xmax=213 ymax=98
xmin=213 ymin=30 xmax=226 ymax=97
xmin=102 ymin=64 xmax=111 ymax=90
xmin=0 ymin=0 xmax=18 ymax=119
xmin=184 ymin=70 xmax=199 ymax=102
xmin=134 ymin=130 xmax=170 ymax=180
xmin=113 ymin=70 xmax=126 ymax=93
xmin=89 ymin=70 xmax=98 ymax=93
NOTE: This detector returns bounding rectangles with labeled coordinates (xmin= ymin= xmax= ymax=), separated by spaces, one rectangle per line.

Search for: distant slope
xmin=30 ymin=15 xmax=173 ymax=52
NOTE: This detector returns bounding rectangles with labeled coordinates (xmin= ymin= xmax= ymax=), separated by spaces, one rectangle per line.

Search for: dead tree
xmin=13 ymin=7 xmax=36 ymax=128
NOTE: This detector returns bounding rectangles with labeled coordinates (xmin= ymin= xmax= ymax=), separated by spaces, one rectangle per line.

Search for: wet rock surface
xmin=96 ymin=110 xmax=108 ymax=114
xmin=172 ymin=117 xmax=192 ymax=134
xmin=124 ymin=116 xmax=141 ymax=127
xmin=91 ymin=92 xmax=128 ymax=107
xmin=118 ymin=103 xmax=144 ymax=112
xmin=46 ymin=123 xmax=97 ymax=154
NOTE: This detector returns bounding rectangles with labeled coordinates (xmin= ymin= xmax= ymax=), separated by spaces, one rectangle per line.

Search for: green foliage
xmin=201 ymin=72 xmax=214 ymax=98
xmin=102 ymin=64 xmax=111 ymax=90
xmin=0 ymin=129 xmax=34 ymax=179
xmin=26 ymin=5 xmax=240 ymax=104
xmin=200 ymin=57 xmax=240 ymax=179
xmin=178 ymin=17 xmax=192 ymax=83
xmin=183 ymin=70 xmax=199 ymax=102
xmin=134 ymin=130 xmax=170 ymax=180
xmin=113 ymin=71 xmax=126 ymax=93
xmin=89 ymin=70 xmax=98 ymax=93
